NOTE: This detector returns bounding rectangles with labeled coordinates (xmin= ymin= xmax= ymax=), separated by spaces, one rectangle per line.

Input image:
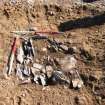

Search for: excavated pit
xmin=0 ymin=0 xmax=105 ymax=105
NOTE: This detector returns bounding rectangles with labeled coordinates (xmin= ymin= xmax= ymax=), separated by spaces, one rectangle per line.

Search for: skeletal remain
xmin=34 ymin=74 xmax=47 ymax=86
xmin=72 ymin=78 xmax=83 ymax=88
xmin=16 ymin=45 xmax=24 ymax=64
xmin=39 ymin=74 xmax=47 ymax=86
xmin=34 ymin=75 xmax=39 ymax=84
xmin=33 ymin=63 xmax=45 ymax=72
xmin=31 ymin=63 xmax=46 ymax=78
xmin=32 ymin=63 xmax=47 ymax=86
xmin=45 ymin=65 xmax=53 ymax=78
xmin=22 ymin=66 xmax=31 ymax=77
xmin=51 ymin=71 xmax=70 ymax=85
xmin=71 ymin=69 xmax=83 ymax=89
xmin=16 ymin=64 xmax=24 ymax=80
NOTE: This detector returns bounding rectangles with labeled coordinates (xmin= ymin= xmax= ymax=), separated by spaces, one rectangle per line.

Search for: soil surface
xmin=0 ymin=0 xmax=105 ymax=105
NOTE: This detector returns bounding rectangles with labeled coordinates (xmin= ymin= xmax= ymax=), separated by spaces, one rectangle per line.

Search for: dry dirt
xmin=0 ymin=0 xmax=105 ymax=105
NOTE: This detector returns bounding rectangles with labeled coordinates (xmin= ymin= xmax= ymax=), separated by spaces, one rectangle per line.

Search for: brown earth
xmin=0 ymin=0 xmax=105 ymax=105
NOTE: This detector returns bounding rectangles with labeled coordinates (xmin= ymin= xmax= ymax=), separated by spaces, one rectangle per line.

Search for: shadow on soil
xmin=83 ymin=0 xmax=98 ymax=3
xmin=58 ymin=12 xmax=105 ymax=32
